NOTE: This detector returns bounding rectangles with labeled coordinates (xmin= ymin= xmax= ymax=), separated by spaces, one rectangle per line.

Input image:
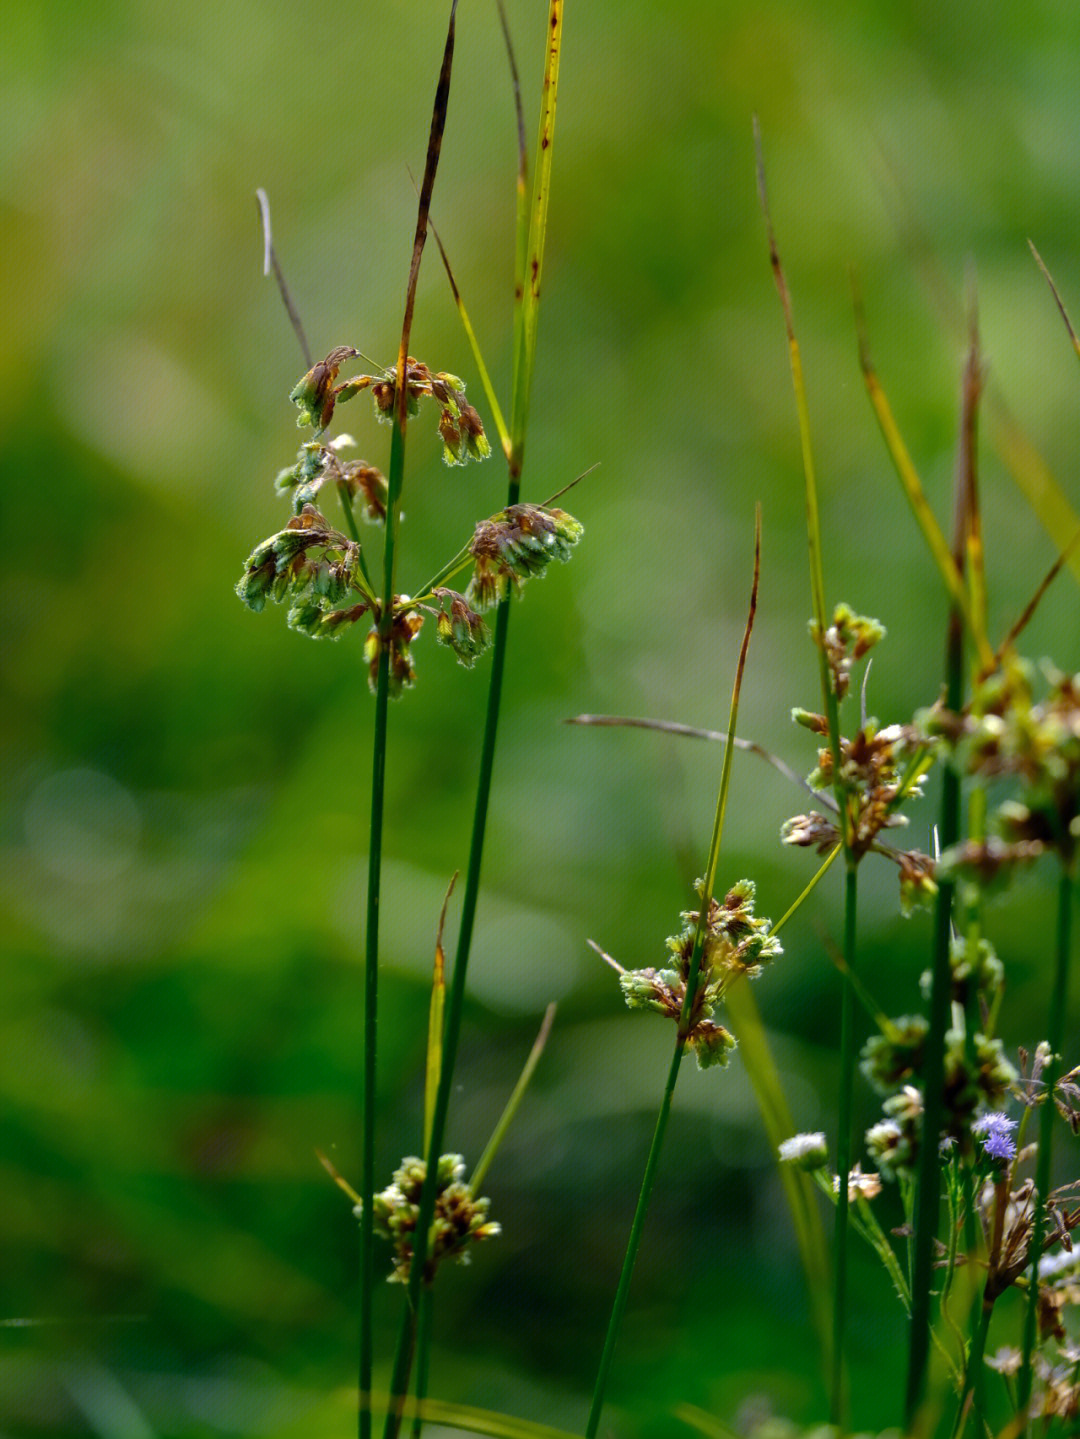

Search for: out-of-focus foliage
xmin=3 ymin=2 xmax=1080 ymax=1434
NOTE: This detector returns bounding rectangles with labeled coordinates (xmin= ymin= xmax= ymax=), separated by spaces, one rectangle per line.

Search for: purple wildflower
xmin=972 ymin=1111 xmax=1017 ymax=1162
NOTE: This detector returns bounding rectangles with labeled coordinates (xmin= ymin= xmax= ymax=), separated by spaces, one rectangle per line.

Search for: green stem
xmin=410 ymin=1286 xmax=435 ymax=1439
xmin=830 ymin=860 xmax=857 ymax=1428
xmin=585 ymin=516 xmax=759 ymax=1438
xmin=954 ymin=1296 xmax=994 ymax=1439
xmin=382 ymin=596 xmax=514 ymax=1439
xmin=584 ymin=1038 xmax=687 ymax=1439
xmin=906 ymin=610 xmax=963 ymax=1428
xmin=362 ymin=410 xmax=408 ymax=1439
xmin=1016 ymin=859 xmax=1074 ymax=1423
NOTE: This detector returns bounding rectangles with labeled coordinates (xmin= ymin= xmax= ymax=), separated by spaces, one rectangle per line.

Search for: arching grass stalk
xmin=1015 ymin=859 xmax=1075 ymax=1423
xmin=584 ymin=510 xmax=762 ymax=1439
xmin=756 ymin=124 xmax=854 ymax=1427
xmin=359 ymin=11 xmax=458 ymax=1439
xmin=382 ymin=8 xmax=564 ymax=1435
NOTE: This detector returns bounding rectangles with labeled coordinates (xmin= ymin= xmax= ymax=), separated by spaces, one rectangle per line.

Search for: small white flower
xmin=778 ymin=1131 xmax=829 ymax=1168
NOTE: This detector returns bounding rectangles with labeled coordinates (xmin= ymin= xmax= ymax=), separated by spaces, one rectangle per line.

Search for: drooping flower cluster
xmin=466 ymin=503 xmax=584 ymax=610
xmin=355 ymin=1153 xmax=500 ymax=1284
xmin=290 ymin=348 xmax=491 ymax=465
xmin=275 ymin=437 xmax=388 ymax=522
xmin=237 ymin=350 xmax=583 ymax=688
xmin=610 ymin=879 xmax=782 ymax=1070
xmin=363 ymin=606 xmax=425 ymax=696
xmin=236 ymin=503 xmax=365 ymax=628
xmin=432 ymin=588 xmax=490 ymax=668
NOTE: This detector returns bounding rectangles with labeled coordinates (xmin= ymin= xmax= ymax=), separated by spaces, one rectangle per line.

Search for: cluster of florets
xmin=236 ymin=504 xmax=365 ymax=633
xmin=614 ymin=879 xmax=781 ymax=1070
xmin=466 ymin=504 xmax=584 ymax=610
xmin=432 ymin=588 xmax=490 ymax=668
xmin=811 ymin=601 xmax=886 ymax=702
xmin=857 ymin=1018 xmax=1018 ymax=1174
xmin=919 ymin=933 xmax=1004 ymax=1014
xmin=782 ymin=604 xmax=936 ymax=911
xmin=934 ymin=659 xmax=1080 ymax=886
xmin=275 ymin=437 xmax=388 ymax=522
xmin=363 ymin=605 xmax=425 ymax=695
xmin=355 ymin=1153 xmax=500 ymax=1284
xmin=238 ymin=345 xmax=583 ymax=687
xmin=290 ymin=348 xmax=491 ymax=465
xmin=784 ymin=711 xmax=929 ymax=860
xmin=972 ymin=1111 xmax=1018 ymax=1164
xmin=859 ymin=1000 xmax=1017 ymax=1175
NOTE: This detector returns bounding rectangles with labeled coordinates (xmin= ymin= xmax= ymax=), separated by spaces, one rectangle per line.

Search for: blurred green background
xmin=4 ymin=1 xmax=1080 ymax=1434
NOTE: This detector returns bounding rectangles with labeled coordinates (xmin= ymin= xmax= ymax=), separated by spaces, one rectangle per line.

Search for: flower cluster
xmin=860 ymin=993 xmax=1017 ymax=1173
xmin=611 ymin=879 xmax=782 ymax=1070
xmin=363 ymin=605 xmax=425 ymax=696
xmin=919 ymin=932 xmax=1003 ymax=1015
xmin=783 ymin=713 xmax=930 ymax=862
xmin=466 ymin=503 xmax=584 ymax=610
xmin=811 ymin=601 xmax=886 ymax=701
xmin=238 ymin=352 xmax=583 ymax=689
xmin=275 ymin=437 xmax=388 ymax=522
xmin=936 ymin=658 xmax=1080 ymax=884
xmin=235 ymin=504 xmax=366 ymax=635
xmin=973 ymin=1110 xmax=1018 ymax=1164
xmin=290 ymin=349 xmax=491 ymax=465
xmin=432 ymin=588 xmax=490 ymax=669
xmin=354 ymin=1153 xmax=500 ymax=1284
xmin=783 ymin=604 xmax=936 ymax=910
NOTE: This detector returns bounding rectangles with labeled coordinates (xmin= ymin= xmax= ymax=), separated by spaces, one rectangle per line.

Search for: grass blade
xmin=427 ymin=216 xmax=510 ymax=455
xmin=511 ymin=0 xmax=562 ymax=471
xmin=470 ymin=1002 xmax=556 ymax=1192
xmin=424 ymin=877 xmax=456 ymax=1155
xmin=724 ymin=977 xmax=833 ymax=1371
xmin=852 ymin=284 xmax=995 ymax=675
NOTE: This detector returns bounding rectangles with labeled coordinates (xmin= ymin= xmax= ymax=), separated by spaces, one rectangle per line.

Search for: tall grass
xmin=238 ymin=11 xmax=1080 ymax=1437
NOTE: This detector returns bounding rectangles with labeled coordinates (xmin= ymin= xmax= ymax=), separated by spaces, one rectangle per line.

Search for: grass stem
xmin=1016 ymin=859 xmax=1074 ymax=1423
xmin=585 ymin=511 xmax=761 ymax=1436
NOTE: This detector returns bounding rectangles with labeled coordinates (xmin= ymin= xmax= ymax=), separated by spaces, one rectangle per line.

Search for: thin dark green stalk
xmin=584 ymin=1037 xmax=686 ymax=1439
xmin=907 ymin=315 xmax=981 ymax=1429
xmin=954 ymin=1285 xmax=994 ymax=1439
xmin=382 ymin=599 xmax=513 ymax=1439
xmin=362 ymin=9 xmax=457 ymax=1435
xmin=905 ymin=628 xmax=962 ymax=1428
xmin=384 ymin=14 xmax=562 ymax=1434
xmin=362 ymin=390 xmax=408 ymax=1439
xmin=830 ymin=861 xmax=857 ymax=1427
xmin=1016 ymin=860 xmax=1074 ymax=1421
xmin=585 ymin=513 xmax=760 ymax=1439
xmin=410 ymin=1286 xmax=435 ymax=1439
